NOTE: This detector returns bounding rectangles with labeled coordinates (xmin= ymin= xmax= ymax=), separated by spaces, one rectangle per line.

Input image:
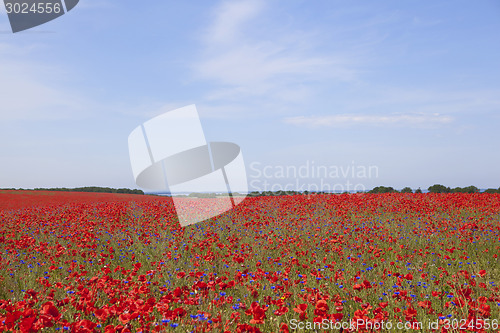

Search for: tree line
xmin=247 ymin=185 xmax=499 ymax=196
xmin=182 ymin=187 xmax=500 ymax=197
xmin=246 ymin=186 xmax=499 ymax=196
xmin=1 ymin=187 xmax=144 ymax=195
xmin=3 ymin=185 xmax=498 ymax=197
xmin=369 ymin=184 xmax=500 ymax=194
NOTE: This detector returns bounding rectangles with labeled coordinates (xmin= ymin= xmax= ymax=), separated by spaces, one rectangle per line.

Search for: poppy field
xmin=1 ymin=191 xmax=499 ymax=332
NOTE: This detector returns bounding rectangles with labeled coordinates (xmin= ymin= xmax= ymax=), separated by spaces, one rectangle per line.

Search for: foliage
xmin=428 ymin=184 xmax=451 ymax=193
xmin=452 ymin=186 xmax=480 ymax=194
xmin=22 ymin=187 xmax=145 ymax=195
xmin=369 ymin=186 xmax=397 ymax=193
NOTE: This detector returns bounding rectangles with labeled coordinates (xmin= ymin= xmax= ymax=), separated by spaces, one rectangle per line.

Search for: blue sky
xmin=1 ymin=0 xmax=499 ymax=192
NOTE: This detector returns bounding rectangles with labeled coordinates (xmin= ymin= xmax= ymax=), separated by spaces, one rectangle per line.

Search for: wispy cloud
xmin=193 ymin=0 xmax=360 ymax=106
xmin=0 ymin=43 xmax=89 ymax=121
xmin=284 ymin=112 xmax=453 ymax=128
xmin=205 ymin=0 xmax=264 ymax=45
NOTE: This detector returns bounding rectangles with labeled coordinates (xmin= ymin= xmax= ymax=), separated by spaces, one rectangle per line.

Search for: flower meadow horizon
xmin=0 ymin=191 xmax=499 ymax=332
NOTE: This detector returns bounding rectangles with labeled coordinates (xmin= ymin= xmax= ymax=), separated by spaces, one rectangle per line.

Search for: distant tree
xmin=484 ymin=188 xmax=498 ymax=194
xmin=428 ymin=184 xmax=451 ymax=193
xmin=369 ymin=186 xmax=397 ymax=194
xmin=452 ymin=186 xmax=479 ymax=193
xmin=189 ymin=192 xmax=216 ymax=198
xmin=463 ymin=185 xmax=479 ymax=193
xmin=415 ymin=188 xmax=422 ymax=193
xmin=31 ymin=186 xmax=143 ymax=194
xmin=401 ymin=187 xmax=413 ymax=193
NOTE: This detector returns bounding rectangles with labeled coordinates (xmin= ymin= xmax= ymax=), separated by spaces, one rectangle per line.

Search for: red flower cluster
xmin=0 ymin=191 xmax=499 ymax=332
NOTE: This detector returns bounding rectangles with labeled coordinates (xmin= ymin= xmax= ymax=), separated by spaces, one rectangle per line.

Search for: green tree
xmin=428 ymin=184 xmax=451 ymax=193
xmin=401 ymin=187 xmax=413 ymax=193
xmin=189 ymin=192 xmax=216 ymax=198
xmin=452 ymin=186 xmax=479 ymax=193
xmin=462 ymin=185 xmax=479 ymax=193
xmin=369 ymin=186 xmax=397 ymax=193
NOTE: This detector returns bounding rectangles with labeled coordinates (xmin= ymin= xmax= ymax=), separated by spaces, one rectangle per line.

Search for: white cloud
xmin=196 ymin=43 xmax=335 ymax=87
xmin=284 ymin=112 xmax=453 ymax=128
xmin=205 ymin=0 xmax=264 ymax=45
xmin=193 ymin=0 xmax=359 ymax=106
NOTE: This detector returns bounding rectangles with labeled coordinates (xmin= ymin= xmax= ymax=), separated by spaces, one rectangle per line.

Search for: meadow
xmin=0 ymin=191 xmax=499 ymax=332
